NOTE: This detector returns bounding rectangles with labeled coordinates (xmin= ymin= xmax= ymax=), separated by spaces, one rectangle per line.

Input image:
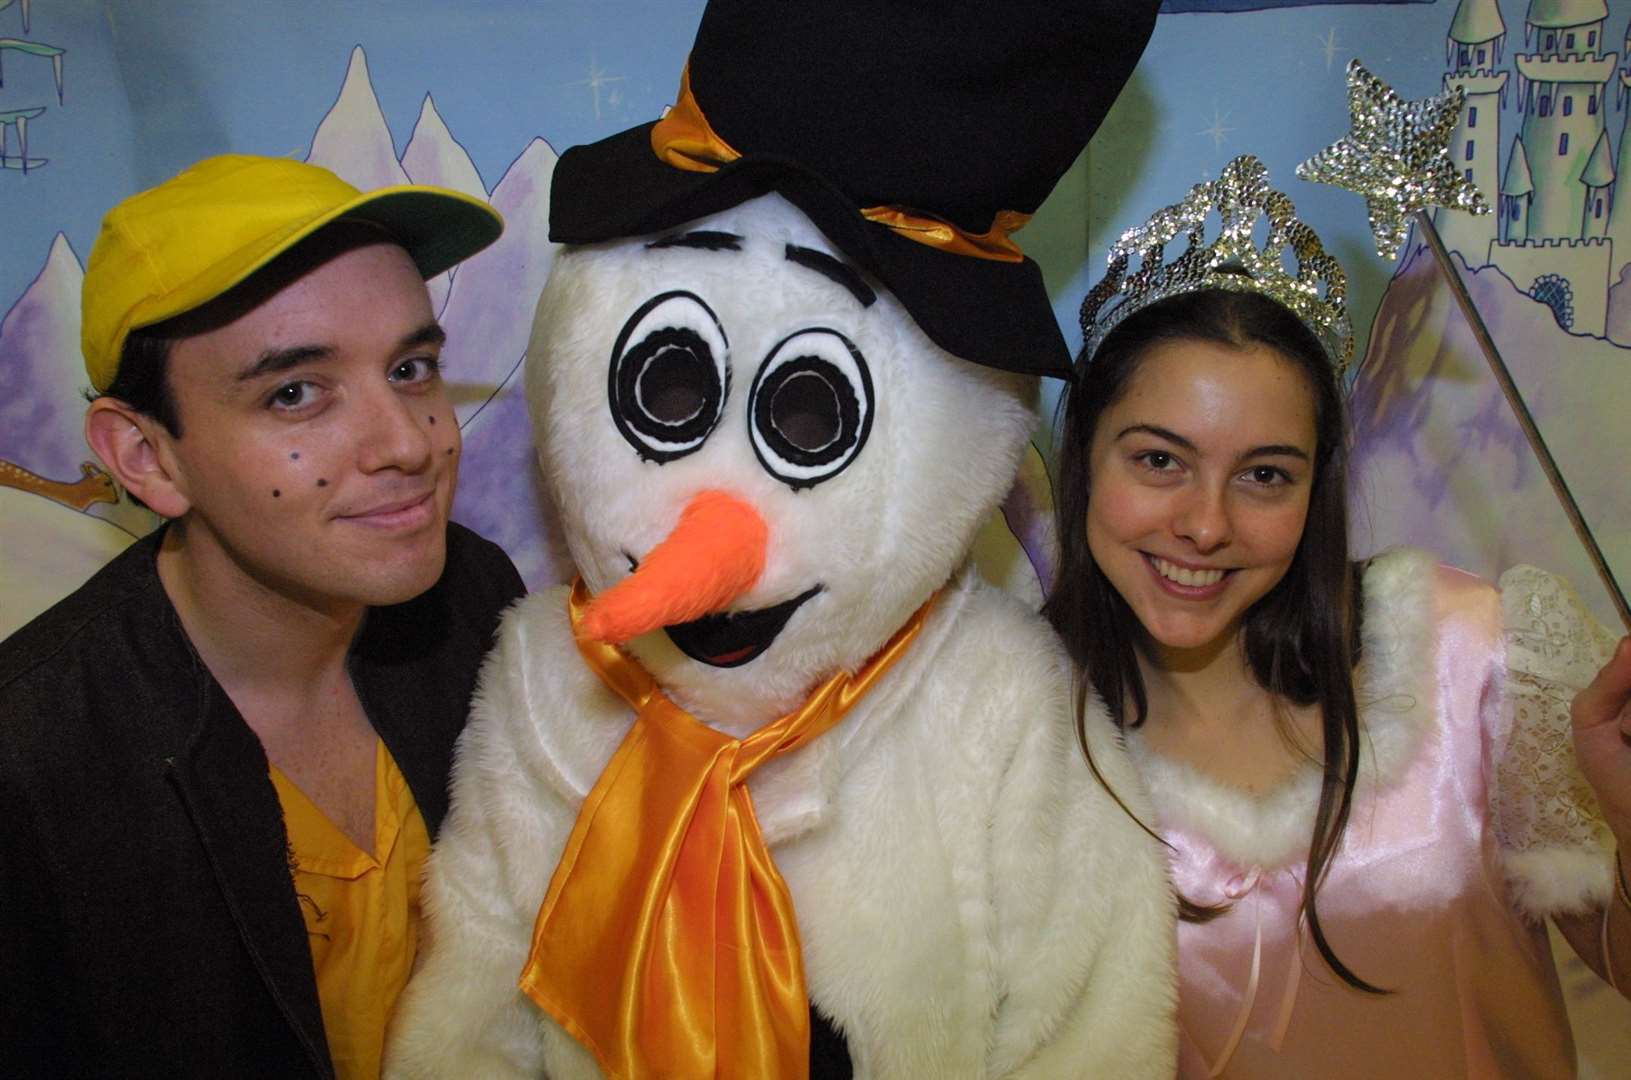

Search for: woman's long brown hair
xmin=1045 ymin=288 xmax=1385 ymax=993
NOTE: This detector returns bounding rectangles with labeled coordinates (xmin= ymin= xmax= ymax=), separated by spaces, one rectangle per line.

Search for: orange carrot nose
xmin=578 ymin=490 xmax=769 ymax=645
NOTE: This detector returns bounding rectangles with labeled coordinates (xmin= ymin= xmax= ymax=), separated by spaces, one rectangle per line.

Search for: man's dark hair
xmin=98 ymin=325 xmax=182 ymax=436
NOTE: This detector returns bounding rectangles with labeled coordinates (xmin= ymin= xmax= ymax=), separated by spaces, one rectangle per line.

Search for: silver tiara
xmin=1079 ymin=155 xmax=1353 ymax=375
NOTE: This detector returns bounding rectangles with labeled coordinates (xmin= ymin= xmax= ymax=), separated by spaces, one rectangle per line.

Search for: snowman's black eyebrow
xmin=784 ymin=244 xmax=876 ymax=308
xmin=646 ymin=230 xmax=742 ymax=251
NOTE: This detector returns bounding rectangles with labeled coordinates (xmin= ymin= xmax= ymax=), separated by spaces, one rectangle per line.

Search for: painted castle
xmin=1433 ymin=0 xmax=1631 ymax=342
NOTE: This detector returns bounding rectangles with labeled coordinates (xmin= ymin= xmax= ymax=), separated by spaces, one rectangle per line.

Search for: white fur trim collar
xmin=1127 ymin=547 xmax=1439 ymax=869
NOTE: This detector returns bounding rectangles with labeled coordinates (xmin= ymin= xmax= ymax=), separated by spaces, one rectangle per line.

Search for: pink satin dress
xmin=1130 ymin=552 xmax=1617 ymax=1078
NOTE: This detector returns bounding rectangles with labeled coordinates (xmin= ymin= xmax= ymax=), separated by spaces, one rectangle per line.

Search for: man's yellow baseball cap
xmin=82 ymin=154 xmax=504 ymax=392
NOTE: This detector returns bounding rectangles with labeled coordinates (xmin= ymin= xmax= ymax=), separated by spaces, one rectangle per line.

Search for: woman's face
xmin=1084 ymin=337 xmax=1318 ymax=665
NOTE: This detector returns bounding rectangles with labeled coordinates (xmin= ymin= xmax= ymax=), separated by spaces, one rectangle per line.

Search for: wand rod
xmin=1413 ymin=208 xmax=1631 ymax=632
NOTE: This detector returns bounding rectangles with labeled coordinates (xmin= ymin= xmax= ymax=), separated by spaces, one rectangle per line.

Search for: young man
xmin=0 ymin=156 xmax=524 ymax=1078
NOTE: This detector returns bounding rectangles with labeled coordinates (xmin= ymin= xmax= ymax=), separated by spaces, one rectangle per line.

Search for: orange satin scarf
xmin=519 ymin=580 xmax=936 ymax=1079
xmin=651 ymin=65 xmax=1030 ymax=264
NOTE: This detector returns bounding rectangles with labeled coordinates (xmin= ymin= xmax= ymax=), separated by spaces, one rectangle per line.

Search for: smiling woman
xmin=1049 ymin=287 xmax=1365 ymax=979
xmin=1082 ymin=334 xmax=1319 ymax=663
xmin=1048 ymin=160 xmax=1631 ymax=1078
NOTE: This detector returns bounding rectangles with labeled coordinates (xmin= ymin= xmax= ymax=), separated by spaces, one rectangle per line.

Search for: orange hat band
xmin=651 ymin=66 xmax=1030 ymax=264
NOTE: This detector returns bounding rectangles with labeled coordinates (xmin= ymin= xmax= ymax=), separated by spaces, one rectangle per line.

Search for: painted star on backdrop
xmin=1199 ymin=105 xmax=1233 ymax=153
xmin=571 ymin=56 xmax=626 ymax=122
xmin=1295 ymin=59 xmax=1488 ymax=260
xmin=1319 ymin=29 xmax=1341 ymax=71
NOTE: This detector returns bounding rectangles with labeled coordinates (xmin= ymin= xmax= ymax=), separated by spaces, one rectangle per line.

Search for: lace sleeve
xmin=1492 ymin=564 xmax=1617 ymax=920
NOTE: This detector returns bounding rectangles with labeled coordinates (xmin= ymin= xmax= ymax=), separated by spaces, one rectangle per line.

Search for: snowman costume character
xmin=386 ymin=3 xmax=1174 ymax=1077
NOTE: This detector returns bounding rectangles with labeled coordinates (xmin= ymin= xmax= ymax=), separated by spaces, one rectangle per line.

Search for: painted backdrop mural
xmin=1 ymin=0 xmax=1629 ymax=1067
xmin=1348 ymin=0 xmax=1631 ymax=640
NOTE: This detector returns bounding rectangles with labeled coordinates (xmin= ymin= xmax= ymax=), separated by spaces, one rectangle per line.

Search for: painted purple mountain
xmin=451 ymin=376 xmax=570 ymax=589
xmin=402 ymin=94 xmax=487 ymax=202
xmin=0 ymin=231 xmax=162 ymax=541
xmin=308 ymin=47 xmax=411 ymax=190
xmin=0 ymin=232 xmax=89 ymax=479
xmin=401 ymin=93 xmax=488 ymax=317
xmin=438 ymin=137 xmax=563 ymax=588
xmin=307 ymin=47 xmax=459 ymax=314
xmin=1349 ymin=244 xmax=1631 ymax=627
xmin=438 ymin=136 xmax=559 ymax=410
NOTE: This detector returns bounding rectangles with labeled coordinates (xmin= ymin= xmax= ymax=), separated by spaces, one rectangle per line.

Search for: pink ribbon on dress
xmin=1205 ymin=867 xmax=1305 ymax=1079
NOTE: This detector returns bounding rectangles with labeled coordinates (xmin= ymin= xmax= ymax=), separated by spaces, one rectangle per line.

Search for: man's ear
xmin=85 ymin=397 xmax=191 ymax=519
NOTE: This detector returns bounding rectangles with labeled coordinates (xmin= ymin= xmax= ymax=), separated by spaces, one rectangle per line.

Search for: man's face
xmin=156 ymin=241 xmax=459 ymax=611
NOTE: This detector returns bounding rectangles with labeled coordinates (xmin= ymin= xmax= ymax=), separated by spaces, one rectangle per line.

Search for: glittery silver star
xmin=1296 ymin=59 xmax=1488 ymax=260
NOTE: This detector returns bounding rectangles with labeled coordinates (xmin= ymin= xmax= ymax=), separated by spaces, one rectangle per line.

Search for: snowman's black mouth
xmin=664 ymin=585 xmax=823 ymax=668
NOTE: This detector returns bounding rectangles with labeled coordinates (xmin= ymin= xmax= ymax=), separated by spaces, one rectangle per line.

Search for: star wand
xmin=1299 ymin=59 xmax=1631 ymax=632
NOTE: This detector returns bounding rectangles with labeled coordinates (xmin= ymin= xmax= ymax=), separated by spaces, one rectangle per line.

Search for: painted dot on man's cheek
xmin=446 ymin=447 xmax=454 ymax=456
xmin=428 ymin=415 xmax=436 ymax=425
xmin=290 ymin=451 xmax=300 ymax=461
xmin=272 ymin=489 xmax=281 ymax=498
xmin=317 ymin=478 xmax=328 ymax=487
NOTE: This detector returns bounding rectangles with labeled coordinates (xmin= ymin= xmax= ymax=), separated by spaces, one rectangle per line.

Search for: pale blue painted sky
xmin=3 ymin=1 xmax=1620 ymax=349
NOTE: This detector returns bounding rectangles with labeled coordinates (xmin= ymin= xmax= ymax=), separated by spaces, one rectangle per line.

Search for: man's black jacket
xmin=0 ymin=523 xmax=523 ymax=1078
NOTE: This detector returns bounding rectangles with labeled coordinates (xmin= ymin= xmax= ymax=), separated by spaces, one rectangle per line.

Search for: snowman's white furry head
xmin=528 ymin=194 xmax=1037 ymax=727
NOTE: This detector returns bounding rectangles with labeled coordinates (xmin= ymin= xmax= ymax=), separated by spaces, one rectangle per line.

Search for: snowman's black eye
xmin=609 ymin=291 xmax=729 ymax=462
xmin=749 ymin=328 xmax=873 ymax=489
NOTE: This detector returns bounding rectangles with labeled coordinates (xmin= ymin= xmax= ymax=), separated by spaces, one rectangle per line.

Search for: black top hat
xmin=549 ymin=0 xmax=1161 ymax=379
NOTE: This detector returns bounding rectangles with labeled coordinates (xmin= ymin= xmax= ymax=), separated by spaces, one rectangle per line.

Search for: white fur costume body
xmin=386 ymin=195 xmax=1175 ymax=1077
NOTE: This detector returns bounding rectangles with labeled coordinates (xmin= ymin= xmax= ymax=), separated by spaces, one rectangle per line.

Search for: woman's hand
xmin=1573 ymin=636 xmax=1631 ymax=845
